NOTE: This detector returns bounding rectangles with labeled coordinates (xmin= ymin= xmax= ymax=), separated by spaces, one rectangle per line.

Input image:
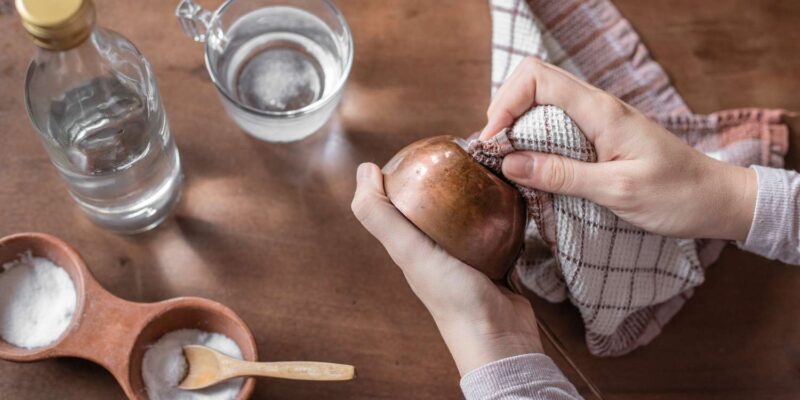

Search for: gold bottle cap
xmin=16 ymin=0 xmax=95 ymax=50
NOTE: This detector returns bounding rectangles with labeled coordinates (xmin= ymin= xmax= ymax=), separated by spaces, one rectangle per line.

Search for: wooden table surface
xmin=0 ymin=1 xmax=798 ymax=399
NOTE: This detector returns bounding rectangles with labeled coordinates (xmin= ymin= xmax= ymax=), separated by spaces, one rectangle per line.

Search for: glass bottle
xmin=17 ymin=0 xmax=182 ymax=233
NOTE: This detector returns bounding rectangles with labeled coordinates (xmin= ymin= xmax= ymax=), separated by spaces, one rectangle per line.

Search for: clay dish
xmin=0 ymin=232 xmax=257 ymax=399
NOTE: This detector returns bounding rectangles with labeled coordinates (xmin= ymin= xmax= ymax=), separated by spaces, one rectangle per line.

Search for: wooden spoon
xmin=178 ymin=345 xmax=356 ymax=390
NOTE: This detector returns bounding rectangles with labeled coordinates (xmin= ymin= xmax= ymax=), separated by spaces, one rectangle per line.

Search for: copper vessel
xmin=382 ymin=136 xmax=525 ymax=280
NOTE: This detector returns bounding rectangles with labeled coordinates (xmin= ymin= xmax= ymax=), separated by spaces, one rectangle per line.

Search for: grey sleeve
xmin=738 ymin=166 xmax=800 ymax=265
xmin=460 ymin=354 xmax=583 ymax=400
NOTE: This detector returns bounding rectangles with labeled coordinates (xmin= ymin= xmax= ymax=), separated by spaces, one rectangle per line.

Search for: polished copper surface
xmin=382 ymin=136 xmax=525 ymax=280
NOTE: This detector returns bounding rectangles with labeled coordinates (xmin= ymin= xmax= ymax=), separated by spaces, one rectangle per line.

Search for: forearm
xmin=460 ymin=354 xmax=583 ymax=400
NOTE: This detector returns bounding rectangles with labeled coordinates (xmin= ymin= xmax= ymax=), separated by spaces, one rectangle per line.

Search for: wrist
xmin=436 ymin=318 xmax=543 ymax=376
xmin=706 ymin=160 xmax=757 ymax=241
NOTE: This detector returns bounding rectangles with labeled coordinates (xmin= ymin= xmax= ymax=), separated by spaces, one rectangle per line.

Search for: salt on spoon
xmin=179 ymin=345 xmax=356 ymax=390
xmin=143 ymin=329 xmax=245 ymax=400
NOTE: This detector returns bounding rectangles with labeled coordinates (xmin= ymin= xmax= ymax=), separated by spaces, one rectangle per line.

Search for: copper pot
xmin=382 ymin=136 xmax=525 ymax=280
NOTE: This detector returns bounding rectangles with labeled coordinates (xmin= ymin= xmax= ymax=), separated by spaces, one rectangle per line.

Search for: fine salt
xmin=0 ymin=252 xmax=77 ymax=349
xmin=143 ymin=329 xmax=244 ymax=400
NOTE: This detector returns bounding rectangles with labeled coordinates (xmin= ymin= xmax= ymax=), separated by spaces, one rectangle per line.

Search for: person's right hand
xmin=481 ymin=57 xmax=757 ymax=241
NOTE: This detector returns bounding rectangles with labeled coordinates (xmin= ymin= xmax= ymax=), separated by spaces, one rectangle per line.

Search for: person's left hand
xmin=351 ymin=163 xmax=543 ymax=375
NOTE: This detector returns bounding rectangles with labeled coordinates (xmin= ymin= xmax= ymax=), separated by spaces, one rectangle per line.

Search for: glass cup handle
xmin=176 ymin=0 xmax=213 ymax=43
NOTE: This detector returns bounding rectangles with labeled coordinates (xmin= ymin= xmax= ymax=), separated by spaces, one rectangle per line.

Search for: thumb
xmin=502 ymin=151 xmax=608 ymax=202
xmin=351 ymin=163 xmax=437 ymax=268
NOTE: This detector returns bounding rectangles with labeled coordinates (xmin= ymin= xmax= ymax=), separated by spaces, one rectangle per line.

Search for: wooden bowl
xmin=383 ymin=136 xmax=526 ymax=280
xmin=0 ymin=232 xmax=257 ymax=399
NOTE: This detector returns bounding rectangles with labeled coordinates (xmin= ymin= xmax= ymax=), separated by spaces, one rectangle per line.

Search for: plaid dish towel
xmin=477 ymin=0 xmax=790 ymax=357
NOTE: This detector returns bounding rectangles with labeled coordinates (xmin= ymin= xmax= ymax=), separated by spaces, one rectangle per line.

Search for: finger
xmin=481 ymin=57 xmax=633 ymax=141
xmin=502 ymin=151 xmax=615 ymax=203
xmin=480 ymin=60 xmax=537 ymax=140
xmin=351 ymin=163 xmax=437 ymax=269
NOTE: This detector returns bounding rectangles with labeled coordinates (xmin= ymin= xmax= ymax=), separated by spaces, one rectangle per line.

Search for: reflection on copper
xmin=382 ymin=136 xmax=525 ymax=280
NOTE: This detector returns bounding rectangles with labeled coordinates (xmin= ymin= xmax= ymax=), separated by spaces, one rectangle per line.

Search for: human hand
xmin=351 ymin=163 xmax=543 ymax=375
xmin=481 ymin=58 xmax=756 ymax=241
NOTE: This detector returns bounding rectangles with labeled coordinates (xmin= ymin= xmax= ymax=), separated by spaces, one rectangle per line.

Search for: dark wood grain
xmin=0 ymin=1 xmax=490 ymax=399
xmin=0 ymin=0 xmax=798 ymax=399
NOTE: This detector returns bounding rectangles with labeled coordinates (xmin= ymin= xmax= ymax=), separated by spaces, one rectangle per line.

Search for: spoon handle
xmin=232 ymin=360 xmax=356 ymax=381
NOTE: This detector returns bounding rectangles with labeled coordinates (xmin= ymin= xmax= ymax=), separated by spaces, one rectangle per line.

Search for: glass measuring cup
xmin=176 ymin=0 xmax=353 ymax=142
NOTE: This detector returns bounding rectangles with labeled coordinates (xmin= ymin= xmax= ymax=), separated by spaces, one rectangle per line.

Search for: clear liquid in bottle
xmin=44 ymin=76 xmax=182 ymax=233
xmin=20 ymin=0 xmax=182 ymax=233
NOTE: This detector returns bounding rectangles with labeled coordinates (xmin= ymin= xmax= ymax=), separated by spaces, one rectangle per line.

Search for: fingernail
xmin=480 ymin=121 xmax=499 ymax=141
xmin=479 ymin=127 xmax=491 ymax=140
xmin=502 ymin=154 xmax=533 ymax=179
xmin=356 ymin=163 xmax=372 ymax=182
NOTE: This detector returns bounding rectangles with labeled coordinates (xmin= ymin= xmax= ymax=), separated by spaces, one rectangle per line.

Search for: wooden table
xmin=0 ymin=1 xmax=798 ymax=399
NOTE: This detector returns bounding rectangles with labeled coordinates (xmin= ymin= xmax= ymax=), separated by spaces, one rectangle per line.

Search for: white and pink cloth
xmin=477 ymin=0 xmax=791 ymax=357
xmin=460 ymin=0 xmax=797 ymax=398
xmin=457 ymin=0 xmax=798 ymax=398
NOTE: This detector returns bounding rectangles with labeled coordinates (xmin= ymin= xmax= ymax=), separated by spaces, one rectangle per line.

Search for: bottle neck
xmin=32 ymin=26 xmax=109 ymax=91
xmin=36 ymin=26 xmax=93 ymax=56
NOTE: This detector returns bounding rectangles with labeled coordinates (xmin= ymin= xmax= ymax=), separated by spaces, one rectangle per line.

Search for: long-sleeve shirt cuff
xmin=738 ymin=165 xmax=800 ymax=265
xmin=460 ymin=353 xmax=583 ymax=400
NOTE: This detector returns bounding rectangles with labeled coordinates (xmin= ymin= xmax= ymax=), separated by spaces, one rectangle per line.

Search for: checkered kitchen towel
xmin=472 ymin=0 xmax=790 ymax=357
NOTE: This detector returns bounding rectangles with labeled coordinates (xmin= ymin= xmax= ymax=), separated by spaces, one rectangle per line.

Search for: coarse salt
xmin=0 ymin=251 xmax=77 ymax=349
xmin=143 ymin=329 xmax=244 ymax=400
